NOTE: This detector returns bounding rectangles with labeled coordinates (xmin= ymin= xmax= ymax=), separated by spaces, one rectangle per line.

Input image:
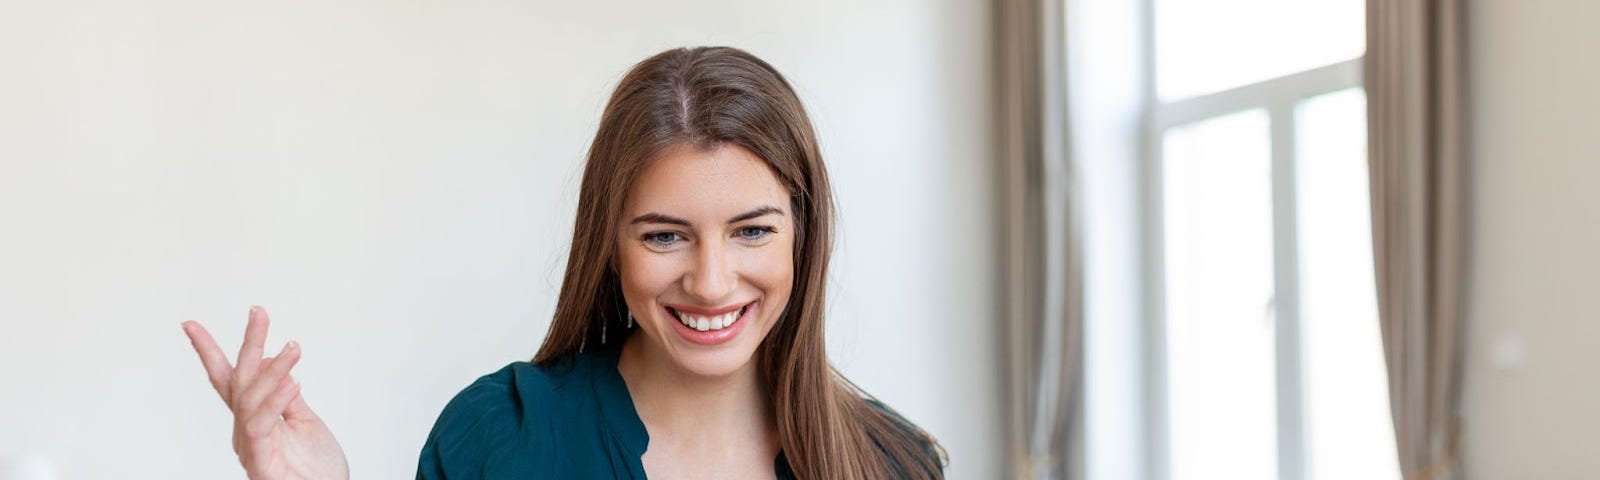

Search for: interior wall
xmin=0 ymin=1 xmax=1002 ymax=478
xmin=1067 ymin=0 xmax=1149 ymax=478
xmin=1462 ymin=0 xmax=1600 ymax=477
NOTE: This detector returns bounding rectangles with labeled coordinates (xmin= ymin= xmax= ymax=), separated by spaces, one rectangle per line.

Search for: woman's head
xmin=535 ymin=46 xmax=942 ymax=479
xmin=533 ymin=46 xmax=832 ymax=376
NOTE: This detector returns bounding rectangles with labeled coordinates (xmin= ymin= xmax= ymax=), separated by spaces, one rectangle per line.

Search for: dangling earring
xmin=627 ymin=311 xmax=634 ymax=329
xmin=601 ymin=316 xmax=608 ymax=344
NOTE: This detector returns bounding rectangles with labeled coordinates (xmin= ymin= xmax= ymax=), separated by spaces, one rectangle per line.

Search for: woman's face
xmin=615 ymin=143 xmax=796 ymax=378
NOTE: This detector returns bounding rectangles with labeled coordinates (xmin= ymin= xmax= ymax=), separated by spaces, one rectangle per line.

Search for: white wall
xmin=1067 ymin=0 xmax=1148 ymax=478
xmin=0 ymin=1 xmax=1001 ymax=478
xmin=1462 ymin=0 xmax=1600 ymax=477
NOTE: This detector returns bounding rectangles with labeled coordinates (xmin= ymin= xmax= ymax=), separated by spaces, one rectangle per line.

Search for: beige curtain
xmin=996 ymin=0 xmax=1082 ymax=479
xmin=1366 ymin=1 xmax=1469 ymax=479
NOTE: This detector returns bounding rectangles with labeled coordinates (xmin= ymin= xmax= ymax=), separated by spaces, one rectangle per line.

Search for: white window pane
xmin=1155 ymin=0 xmax=1365 ymax=101
xmin=1163 ymin=109 xmax=1277 ymax=480
xmin=1295 ymin=88 xmax=1401 ymax=480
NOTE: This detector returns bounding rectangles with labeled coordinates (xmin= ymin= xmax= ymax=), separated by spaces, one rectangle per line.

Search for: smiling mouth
xmin=665 ymin=302 xmax=754 ymax=332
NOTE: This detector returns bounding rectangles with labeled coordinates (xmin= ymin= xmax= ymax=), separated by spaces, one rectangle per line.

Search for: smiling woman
xmin=181 ymin=46 xmax=946 ymax=480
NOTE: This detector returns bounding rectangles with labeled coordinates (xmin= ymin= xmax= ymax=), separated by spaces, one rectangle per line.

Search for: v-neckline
xmin=587 ymin=340 xmax=793 ymax=478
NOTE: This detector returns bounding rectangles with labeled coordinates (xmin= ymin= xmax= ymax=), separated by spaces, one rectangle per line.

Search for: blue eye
xmin=643 ymin=232 xmax=681 ymax=247
xmin=737 ymin=226 xmax=776 ymax=241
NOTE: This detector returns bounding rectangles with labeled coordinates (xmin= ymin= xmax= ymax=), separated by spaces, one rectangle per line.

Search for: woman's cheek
xmin=636 ymin=252 xmax=683 ymax=289
xmin=748 ymin=243 xmax=794 ymax=290
xmin=618 ymin=245 xmax=667 ymax=297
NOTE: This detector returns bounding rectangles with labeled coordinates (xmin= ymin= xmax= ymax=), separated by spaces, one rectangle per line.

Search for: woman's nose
xmin=683 ymin=242 xmax=736 ymax=302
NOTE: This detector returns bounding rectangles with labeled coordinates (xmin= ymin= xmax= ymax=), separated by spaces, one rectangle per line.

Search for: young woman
xmin=181 ymin=46 xmax=946 ymax=479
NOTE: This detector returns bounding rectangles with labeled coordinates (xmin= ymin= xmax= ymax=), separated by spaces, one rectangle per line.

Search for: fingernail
xmin=249 ymin=305 xmax=262 ymax=316
xmin=287 ymin=340 xmax=299 ymax=351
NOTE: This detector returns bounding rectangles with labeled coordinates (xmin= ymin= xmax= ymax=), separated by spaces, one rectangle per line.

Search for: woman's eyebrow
xmin=630 ymin=212 xmax=691 ymax=226
xmin=726 ymin=205 xmax=784 ymax=224
xmin=630 ymin=205 xmax=785 ymax=226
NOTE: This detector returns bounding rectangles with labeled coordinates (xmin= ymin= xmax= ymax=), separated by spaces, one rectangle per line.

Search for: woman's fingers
xmin=254 ymin=375 xmax=301 ymax=430
xmin=244 ymin=374 xmax=299 ymax=438
xmin=181 ymin=320 xmax=234 ymax=402
xmin=234 ymin=306 xmax=270 ymax=389
xmin=284 ymin=390 xmax=321 ymax=422
xmin=239 ymin=375 xmax=298 ymax=474
xmin=239 ymin=341 xmax=301 ymax=413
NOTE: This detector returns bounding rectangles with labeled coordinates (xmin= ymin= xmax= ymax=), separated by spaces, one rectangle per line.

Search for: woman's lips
xmin=664 ymin=301 xmax=754 ymax=346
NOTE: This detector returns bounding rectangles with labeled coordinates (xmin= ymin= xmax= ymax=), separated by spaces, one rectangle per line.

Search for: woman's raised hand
xmin=182 ymin=306 xmax=350 ymax=480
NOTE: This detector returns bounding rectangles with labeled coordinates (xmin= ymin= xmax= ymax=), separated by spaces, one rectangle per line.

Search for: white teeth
xmin=673 ymin=306 xmax=745 ymax=332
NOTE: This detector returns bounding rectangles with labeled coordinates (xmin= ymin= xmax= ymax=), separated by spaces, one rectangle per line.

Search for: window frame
xmin=1138 ymin=33 xmax=1365 ymax=480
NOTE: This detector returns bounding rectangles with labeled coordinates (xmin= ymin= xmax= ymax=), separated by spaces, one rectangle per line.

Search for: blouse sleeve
xmin=415 ymin=365 xmax=523 ymax=480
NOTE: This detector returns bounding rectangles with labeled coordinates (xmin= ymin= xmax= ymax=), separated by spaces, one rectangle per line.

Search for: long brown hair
xmin=531 ymin=46 xmax=947 ymax=478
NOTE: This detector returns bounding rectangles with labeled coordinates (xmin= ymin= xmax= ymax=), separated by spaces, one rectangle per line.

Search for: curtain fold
xmin=1365 ymin=1 xmax=1469 ymax=479
xmin=995 ymin=0 xmax=1082 ymax=479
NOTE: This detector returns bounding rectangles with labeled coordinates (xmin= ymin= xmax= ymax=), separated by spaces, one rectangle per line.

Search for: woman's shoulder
xmin=437 ymin=360 xmax=564 ymax=409
xmin=415 ymin=357 xmax=600 ymax=478
xmin=426 ymin=356 xmax=596 ymax=427
xmin=862 ymin=397 xmax=928 ymax=441
xmin=861 ymin=397 xmax=947 ymax=477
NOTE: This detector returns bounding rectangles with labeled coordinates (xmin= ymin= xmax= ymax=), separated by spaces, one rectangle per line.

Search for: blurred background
xmin=0 ymin=0 xmax=1595 ymax=479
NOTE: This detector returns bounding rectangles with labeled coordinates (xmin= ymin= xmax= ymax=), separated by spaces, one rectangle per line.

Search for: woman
xmin=181 ymin=46 xmax=946 ymax=479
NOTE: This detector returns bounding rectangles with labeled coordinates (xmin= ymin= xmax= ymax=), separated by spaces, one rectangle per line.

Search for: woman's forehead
xmin=624 ymin=144 xmax=791 ymax=221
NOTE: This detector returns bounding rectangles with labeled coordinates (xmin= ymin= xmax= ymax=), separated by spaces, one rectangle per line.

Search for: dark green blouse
xmin=414 ymin=341 xmax=796 ymax=479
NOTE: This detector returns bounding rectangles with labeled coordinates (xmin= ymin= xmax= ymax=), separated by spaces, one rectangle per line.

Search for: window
xmin=1146 ymin=1 xmax=1398 ymax=479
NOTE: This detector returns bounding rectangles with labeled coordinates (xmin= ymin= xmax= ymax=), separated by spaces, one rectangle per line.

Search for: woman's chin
xmin=670 ymin=346 xmax=758 ymax=378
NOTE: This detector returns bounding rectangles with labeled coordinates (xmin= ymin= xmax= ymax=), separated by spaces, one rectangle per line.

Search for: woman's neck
xmin=616 ymin=334 xmax=777 ymax=449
